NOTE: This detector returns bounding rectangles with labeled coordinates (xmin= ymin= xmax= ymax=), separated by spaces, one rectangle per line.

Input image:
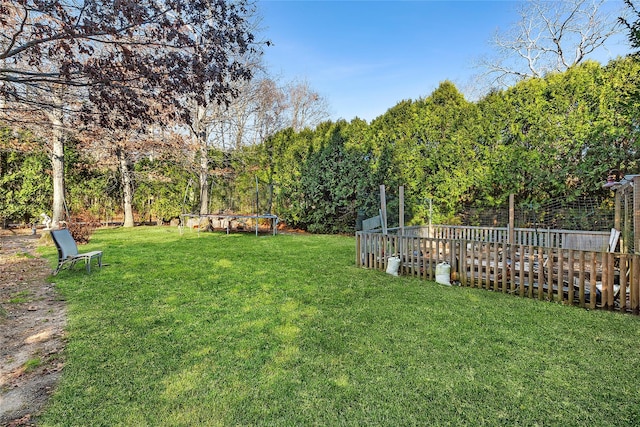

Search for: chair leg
xmin=54 ymin=259 xmax=72 ymax=275
xmin=86 ymin=255 xmax=103 ymax=273
xmin=54 ymin=255 xmax=102 ymax=275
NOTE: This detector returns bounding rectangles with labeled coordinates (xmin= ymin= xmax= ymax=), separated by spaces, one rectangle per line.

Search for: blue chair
xmin=50 ymin=228 xmax=103 ymax=275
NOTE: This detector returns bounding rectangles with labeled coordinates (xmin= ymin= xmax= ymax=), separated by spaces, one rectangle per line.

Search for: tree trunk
xmin=117 ymin=147 xmax=135 ymax=227
xmin=49 ymin=106 xmax=66 ymax=228
xmin=192 ymin=103 xmax=210 ymax=216
xmin=199 ymin=142 xmax=209 ymax=215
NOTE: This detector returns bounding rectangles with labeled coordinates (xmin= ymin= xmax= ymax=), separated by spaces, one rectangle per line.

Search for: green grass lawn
xmin=40 ymin=227 xmax=640 ymax=426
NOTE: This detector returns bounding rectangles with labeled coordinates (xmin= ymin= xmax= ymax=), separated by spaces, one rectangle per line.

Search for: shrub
xmin=66 ymin=214 xmax=100 ymax=244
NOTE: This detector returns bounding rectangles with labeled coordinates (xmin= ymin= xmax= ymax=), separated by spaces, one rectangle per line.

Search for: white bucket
xmin=435 ymin=262 xmax=451 ymax=286
xmin=386 ymin=256 xmax=401 ymax=276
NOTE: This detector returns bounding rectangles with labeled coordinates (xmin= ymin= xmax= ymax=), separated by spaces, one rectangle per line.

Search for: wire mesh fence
xmin=458 ymin=194 xmax=635 ymax=253
xmin=461 ymin=197 xmax=615 ymax=231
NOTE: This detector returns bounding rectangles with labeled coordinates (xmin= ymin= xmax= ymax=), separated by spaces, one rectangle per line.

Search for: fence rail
xmin=398 ymin=225 xmax=612 ymax=251
xmin=356 ymin=230 xmax=640 ymax=314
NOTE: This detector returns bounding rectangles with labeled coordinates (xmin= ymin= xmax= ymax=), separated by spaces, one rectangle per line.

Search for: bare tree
xmin=185 ymin=59 xmax=266 ymax=214
xmin=479 ymin=0 xmax=626 ymax=88
xmin=181 ymin=69 xmax=329 ymax=215
xmin=253 ymin=78 xmax=288 ymax=143
xmin=286 ymin=79 xmax=330 ymax=132
xmin=620 ymin=0 xmax=640 ymax=53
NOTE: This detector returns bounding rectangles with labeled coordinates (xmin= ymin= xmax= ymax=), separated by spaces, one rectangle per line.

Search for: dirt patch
xmin=0 ymin=230 xmax=66 ymax=427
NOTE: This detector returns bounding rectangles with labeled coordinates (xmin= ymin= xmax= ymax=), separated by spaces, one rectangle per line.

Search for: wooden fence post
xmin=578 ymin=251 xmax=586 ymax=307
xmin=634 ymin=176 xmax=640 ymax=254
xmin=380 ymin=185 xmax=388 ymax=236
xmin=567 ymin=249 xmax=575 ymax=304
xmin=509 ymin=194 xmax=515 ymax=244
xmin=590 ymin=254 xmax=597 ymax=309
xmin=629 ymin=255 xmax=640 ymax=314
xmin=399 ymin=186 xmax=404 ymax=235
xmin=620 ymin=254 xmax=628 ymax=312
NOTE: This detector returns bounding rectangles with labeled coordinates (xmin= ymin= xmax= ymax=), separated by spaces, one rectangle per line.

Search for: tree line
xmin=2 ymin=55 xmax=639 ymax=233
xmin=1 ymin=0 xmax=639 ymax=233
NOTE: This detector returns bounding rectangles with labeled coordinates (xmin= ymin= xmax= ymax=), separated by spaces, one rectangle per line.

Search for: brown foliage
xmin=66 ymin=216 xmax=101 ymax=244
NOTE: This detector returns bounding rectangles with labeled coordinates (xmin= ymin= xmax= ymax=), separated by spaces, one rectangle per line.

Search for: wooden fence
xmin=356 ymin=230 xmax=640 ymax=314
xmin=400 ymin=225 xmax=612 ymax=252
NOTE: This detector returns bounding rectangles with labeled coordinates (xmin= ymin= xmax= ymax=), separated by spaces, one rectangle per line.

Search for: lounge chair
xmin=50 ymin=228 xmax=103 ymax=275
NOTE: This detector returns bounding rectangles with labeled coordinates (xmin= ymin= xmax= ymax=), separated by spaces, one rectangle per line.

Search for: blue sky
xmin=258 ymin=0 xmax=632 ymax=123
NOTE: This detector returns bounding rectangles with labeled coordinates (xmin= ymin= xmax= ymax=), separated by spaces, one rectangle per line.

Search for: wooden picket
xmin=356 ymin=231 xmax=640 ymax=315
